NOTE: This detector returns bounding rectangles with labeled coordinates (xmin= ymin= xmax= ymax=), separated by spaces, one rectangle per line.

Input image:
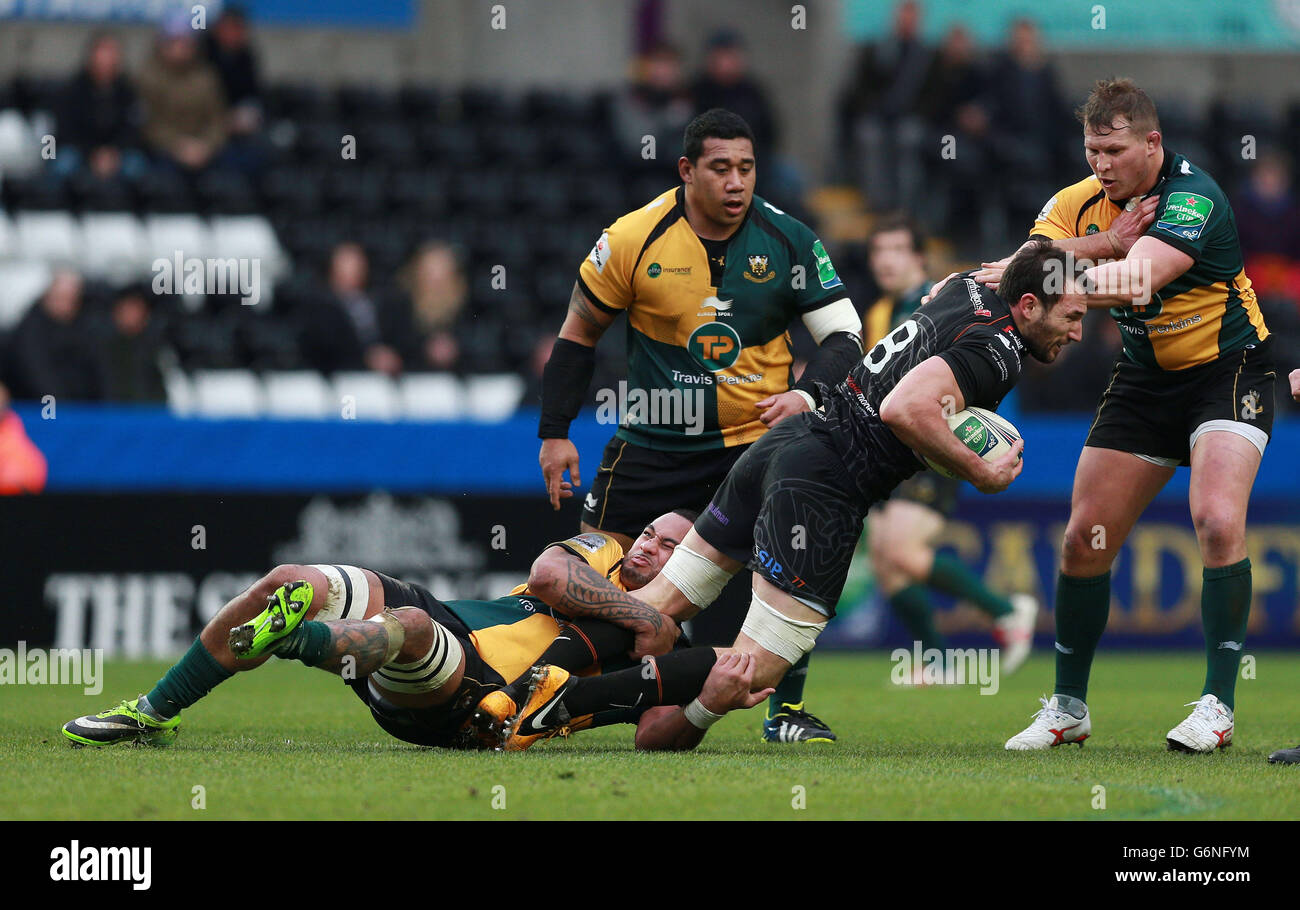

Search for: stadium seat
xmin=0 ymin=109 xmax=42 ymax=178
xmin=196 ymin=169 xmax=261 ymax=215
xmin=79 ymin=213 xmax=148 ymax=283
xmin=263 ymin=370 xmax=333 ymax=418
xmin=208 ymin=215 xmax=289 ymax=286
xmin=0 ymin=210 xmax=13 ymax=259
xmin=71 ymin=172 xmax=137 ymax=212
xmin=465 ymin=373 xmax=525 ymax=421
xmin=144 ymin=213 xmax=211 ymax=269
xmin=0 ymin=260 xmax=52 ymax=329
xmin=134 ymin=169 xmax=196 ymax=214
xmin=191 ymin=369 xmax=265 ymax=417
xmin=331 ymin=371 xmax=400 ymax=421
xmin=13 ymin=210 xmax=80 ymax=263
xmin=398 ymin=372 xmax=466 ymax=420
xmin=3 ymin=172 xmax=71 ymax=210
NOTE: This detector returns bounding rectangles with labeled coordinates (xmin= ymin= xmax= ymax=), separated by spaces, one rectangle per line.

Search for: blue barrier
xmin=13 ymin=403 xmax=1298 ymax=498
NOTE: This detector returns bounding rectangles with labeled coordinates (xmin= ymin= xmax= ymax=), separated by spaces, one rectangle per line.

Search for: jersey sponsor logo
xmin=647 ymin=262 xmax=661 ymax=278
xmin=1085 ymin=223 xmax=1100 ymax=235
xmin=812 ymin=239 xmax=842 ymax=290
xmin=700 ymin=296 xmax=733 ymax=314
xmin=688 ymin=321 xmax=742 ymax=371
xmin=1036 ymin=194 xmax=1058 ymax=222
xmin=963 ymin=278 xmax=992 ymax=317
xmin=744 ymin=254 xmax=775 ymax=283
xmin=587 ymin=230 xmax=611 ymax=273
xmin=649 ymin=262 xmax=692 ymax=278
xmin=1149 ymin=313 xmax=1202 ymax=335
xmin=569 ymin=532 xmax=607 ymax=552
xmin=1156 ymin=192 xmax=1214 ymax=241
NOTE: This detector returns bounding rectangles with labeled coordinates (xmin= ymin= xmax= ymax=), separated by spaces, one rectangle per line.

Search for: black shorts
xmin=890 ymin=471 xmax=961 ymax=517
xmin=693 ymin=415 xmax=869 ymax=616
xmin=581 ymin=434 xmax=748 ymax=538
xmin=343 ymin=572 xmax=504 ymax=750
xmin=1086 ymin=338 xmax=1275 ymax=466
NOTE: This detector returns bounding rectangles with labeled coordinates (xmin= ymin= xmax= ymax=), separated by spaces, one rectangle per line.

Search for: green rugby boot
xmin=63 ymin=697 xmax=181 ymax=747
xmin=228 ymin=580 xmax=315 ymax=659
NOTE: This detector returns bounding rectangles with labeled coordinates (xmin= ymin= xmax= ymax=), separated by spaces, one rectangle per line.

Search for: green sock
xmin=1201 ymin=558 xmax=1251 ymax=710
xmin=927 ymin=552 xmax=1013 ymax=618
xmin=144 ymin=638 xmax=233 ymax=720
xmin=767 ymin=653 xmax=811 ymax=716
xmin=274 ymin=620 xmax=333 ymax=667
xmin=1053 ymin=571 xmax=1111 ymax=702
xmin=889 ymin=584 xmax=946 ymax=650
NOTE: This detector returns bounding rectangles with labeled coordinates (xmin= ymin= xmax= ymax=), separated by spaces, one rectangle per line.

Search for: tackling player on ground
xmin=478 ymin=241 xmax=1086 ymax=747
xmin=864 ymin=215 xmax=1038 ymax=679
xmin=536 ymin=108 xmax=864 ymax=743
xmin=61 ymin=511 xmax=765 ymax=751
xmin=980 ymin=79 xmax=1276 ymax=753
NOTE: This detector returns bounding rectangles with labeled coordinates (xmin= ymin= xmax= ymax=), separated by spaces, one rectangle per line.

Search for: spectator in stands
xmin=691 ymin=30 xmax=777 ymax=159
xmin=611 ymin=41 xmax=694 ymax=177
xmin=0 ymin=382 xmax=47 ymax=495
xmin=400 ymin=241 xmax=468 ymax=372
xmin=53 ymin=32 xmax=144 ymax=179
xmin=915 ymin=25 xmax=990 ymax=242
xmin=1237 ymin=150 xmax=1300 ymax=270
xmin=301 ymin=243 xmax=411 ymax=376
xmin=137 ymin=12 xmax=229 ymax=172
xmin=203 ymin=3 xmax=265 ymax=176
xmin=3 ymin=271 xmax=106 ymax=403
xmin=982 ymin=18 xmax=1072 ymax=241
xmin=837 ymin=0 xmax=932 ymax=211
xmin=100 ymin=285 xmax=168 ymax=403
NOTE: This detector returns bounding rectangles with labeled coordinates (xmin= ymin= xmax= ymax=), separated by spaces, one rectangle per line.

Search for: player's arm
xmin=879 ymin=356 xmax=1023 ymax=494
xmin=758 ymin=298 xmax=862 ymax=425
xmin=633 ymin=651 xmax=774 ymax=751
xmin=538 ymin=282 xmax=618 ymax=509
xmin=527 ymin=544 xmax=679 ymax=656
xmin=1076 ymin=234 xmax=1193 ymax=309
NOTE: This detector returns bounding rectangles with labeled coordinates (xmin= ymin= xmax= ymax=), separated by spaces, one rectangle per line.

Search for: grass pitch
xmin=4 ymin=652 xmax=1299 ymax=820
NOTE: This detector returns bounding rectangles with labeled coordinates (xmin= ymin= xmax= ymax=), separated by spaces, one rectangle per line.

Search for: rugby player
xmin=1265 ymin=367 xmax=1300 ymax=764
xmin=479 ymin=241 xmax=1087 ymax=748
xmin=60 ymin=511 xmax=765 ymax=751
xmin=978 ymin=79 xmax=1276 ymax=753
xmin=864 ymin=215 xmax=1037 ymax=678
xmin=537 ymin=108 xmax=864 ymax=742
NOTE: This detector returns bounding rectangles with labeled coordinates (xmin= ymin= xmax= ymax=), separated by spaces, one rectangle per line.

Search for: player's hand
xmin=756 ymin=390 xmax=811 ymax=427
xmin=539 ymin=438 xmax=581 ymax=510
xmin=631 ymin=614 xmax=680 ymax=659
xmin=923 ymin=271 xmax=961 ymax=304
xmin=971 ymin=256 xmax=1012 ymax=291
xmin=698 ymin=651 xmax=775 ymax=714
xmin=1107 ymin=195 xmax=1160 ymax=257
xmin=1290 ymin=368 xmax=1300 ymax=403
xmin=972 ymin=438 xmax=1024 ymax=494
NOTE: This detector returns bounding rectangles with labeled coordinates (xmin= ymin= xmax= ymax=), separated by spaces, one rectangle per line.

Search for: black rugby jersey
xmin=811 ymin=273 xmax=1026 ymax=504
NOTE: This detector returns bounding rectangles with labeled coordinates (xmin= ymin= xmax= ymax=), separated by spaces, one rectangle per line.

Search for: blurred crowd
xmin=0 ymin=0 xmax=1296 ymax=421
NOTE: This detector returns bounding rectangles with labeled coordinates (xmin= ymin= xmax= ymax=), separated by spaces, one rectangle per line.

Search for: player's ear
xmin=1146 ymin=130 xmax=1161 ymax=153
xmin=678 ymin=156 xmax=693 ymax=183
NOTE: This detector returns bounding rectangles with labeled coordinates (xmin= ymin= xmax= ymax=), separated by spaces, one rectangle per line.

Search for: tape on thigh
xmin=307 ymin=564 xmax=371 ymax=620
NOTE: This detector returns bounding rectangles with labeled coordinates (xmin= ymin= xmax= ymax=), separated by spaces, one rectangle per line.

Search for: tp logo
xmin=688 ymin=322 xmax=742 ymax=371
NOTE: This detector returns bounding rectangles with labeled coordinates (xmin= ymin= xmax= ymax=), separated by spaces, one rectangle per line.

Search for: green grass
xmin=4 ymin=652 xmax=1299 ymax=820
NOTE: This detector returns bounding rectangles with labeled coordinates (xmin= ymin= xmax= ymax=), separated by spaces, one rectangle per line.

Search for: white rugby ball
xmin=924 ymin=407 xmax=1021 ymax=479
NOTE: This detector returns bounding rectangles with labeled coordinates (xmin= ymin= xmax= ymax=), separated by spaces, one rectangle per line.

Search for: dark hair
xmin=683 ymin=108 xmax=755 ymax=163
xmin=869 ymin=213 xmax=926 ymax=254
xmin=999 ymin=239 xmax=1081 ymax=310
xmin=1075 ymin=77 xmax=1160 ymax=135
xmin=670 ymin=508 xmax=700 ymax=524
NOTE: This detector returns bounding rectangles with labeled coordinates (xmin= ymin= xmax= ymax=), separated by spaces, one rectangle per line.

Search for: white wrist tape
xmin=800 ymin=297 xmax=861 ymax=345
xmin=659 ymin=543 xmax=736 ymax=609
xmin=739 ymin=593 xmax=828 ymax=665
xmin=683 ymin=698 xmax=724 ymax=730
xmin=791 ymin=389 xmax=817 ymax=411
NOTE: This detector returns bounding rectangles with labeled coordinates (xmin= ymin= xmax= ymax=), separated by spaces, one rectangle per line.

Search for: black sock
xmin=559 ymin=647 xmax=719 ymax=717
xmin=520 ymin=620 xmax=634 ymax=684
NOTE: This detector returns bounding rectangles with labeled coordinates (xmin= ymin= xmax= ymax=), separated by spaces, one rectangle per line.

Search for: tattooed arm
xmin=312 ymin=621 xmax=394 ymax=678
xmin=527 ymin=547 xmax=680 ymax=657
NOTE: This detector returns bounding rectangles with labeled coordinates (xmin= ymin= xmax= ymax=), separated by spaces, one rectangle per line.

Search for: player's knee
xmin=372 ymin=614 xmax=463 ymax=694
xmin=388 ymin=606 xmax=434 ymax=661
xmin=1191 ymin=507 xmax=1244 ymax=562
xmin=1060 ymin=521 xmax=1112 ymax=573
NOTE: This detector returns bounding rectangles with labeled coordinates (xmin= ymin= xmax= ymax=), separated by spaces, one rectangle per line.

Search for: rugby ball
xmin=924 ymin=407 xmax=1021 ymax=479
